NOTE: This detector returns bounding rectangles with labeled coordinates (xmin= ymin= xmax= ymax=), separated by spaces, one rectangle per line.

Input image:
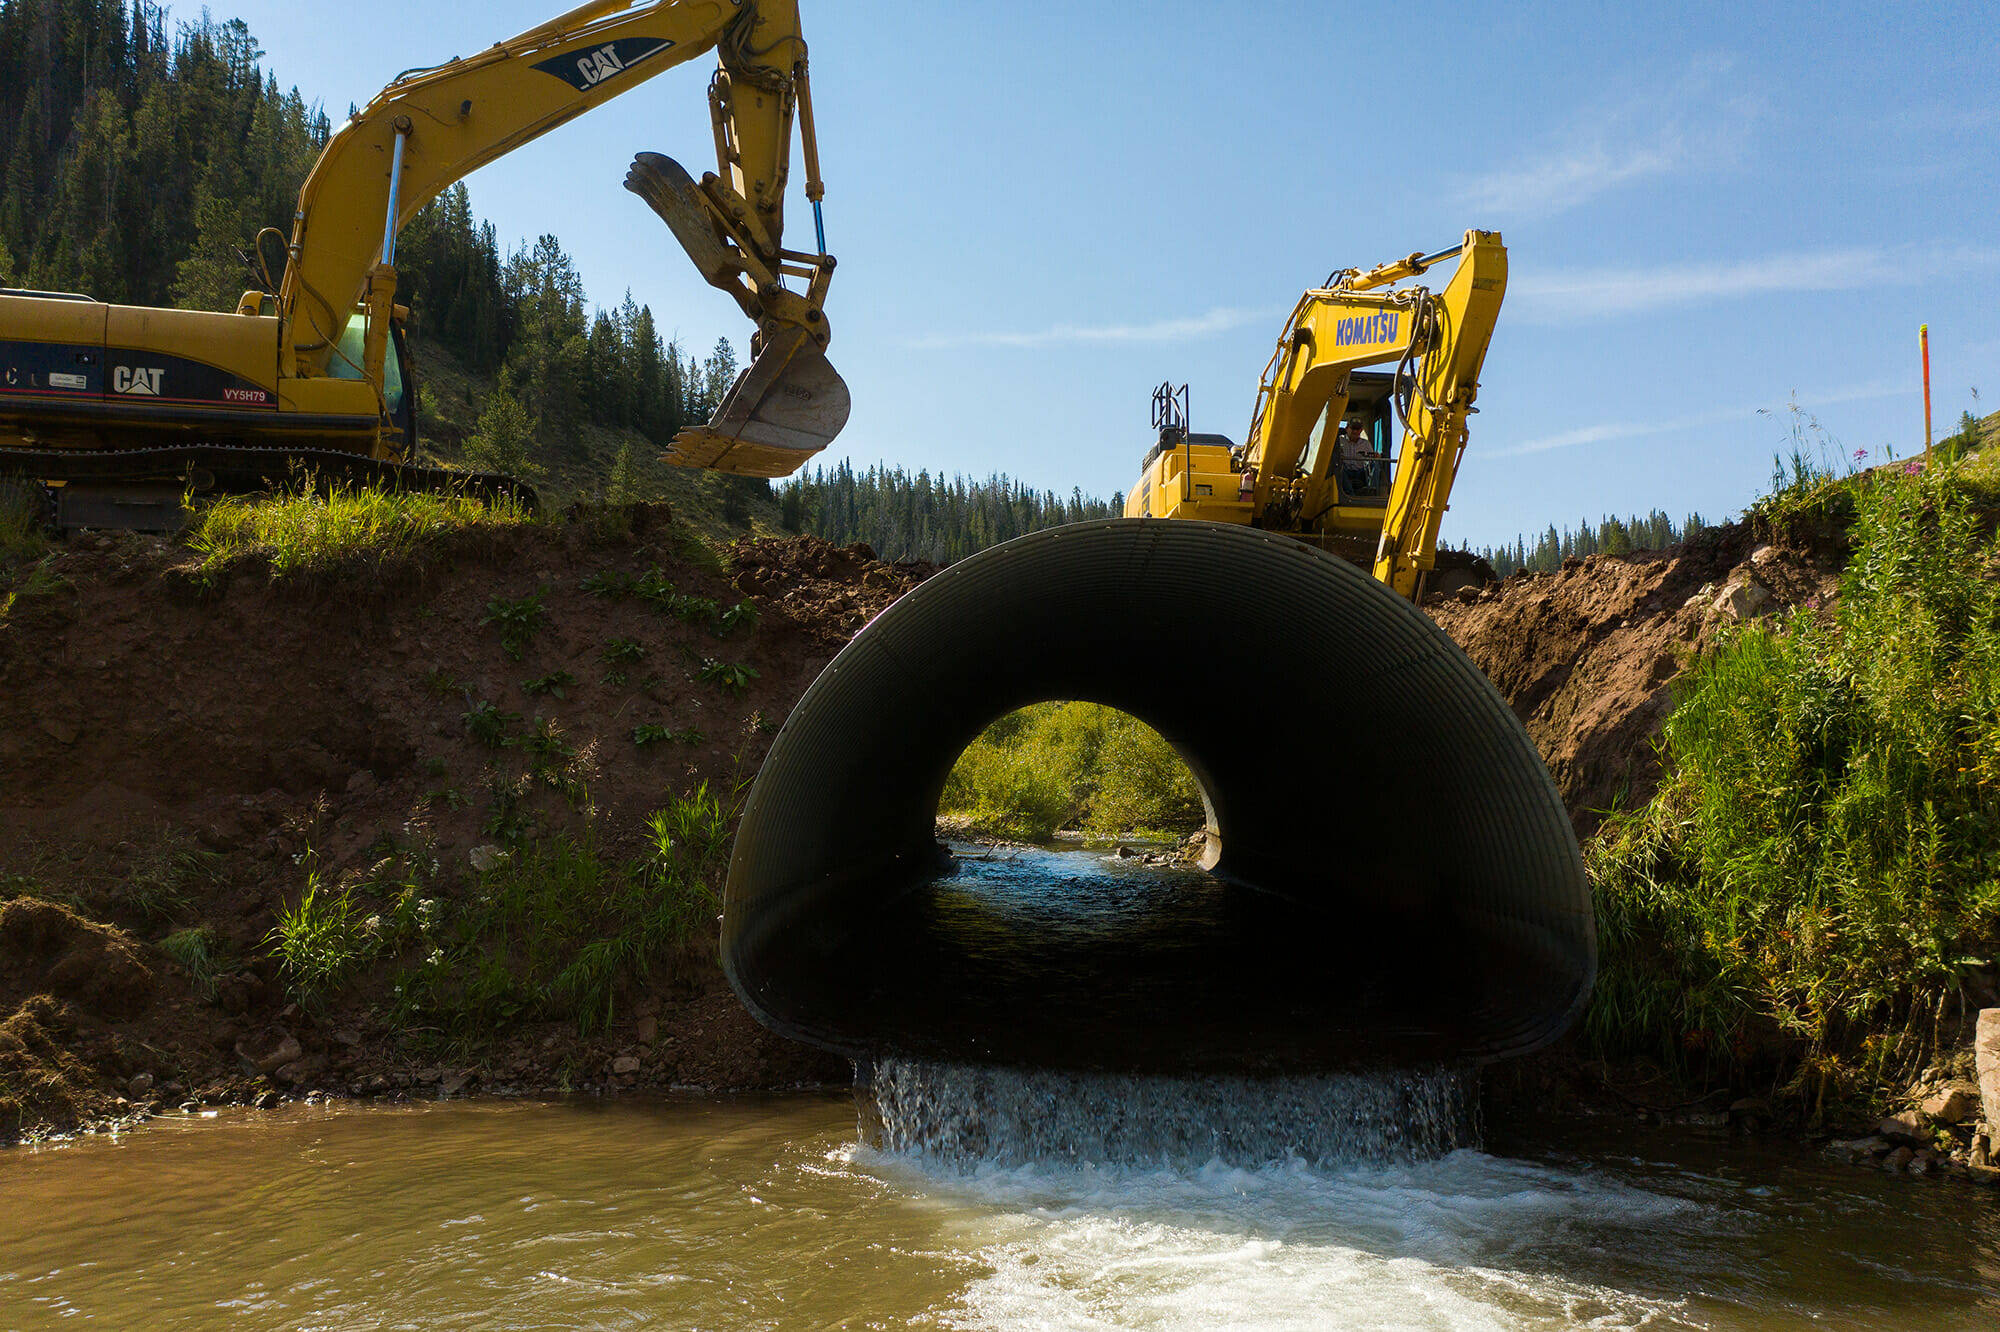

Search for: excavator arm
xmin=279 ymin=0 xmax=845 ymax=473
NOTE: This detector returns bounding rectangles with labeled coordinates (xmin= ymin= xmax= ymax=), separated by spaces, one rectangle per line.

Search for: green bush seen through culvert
xmin=938 ymin=702 xmax=1205 ymax=841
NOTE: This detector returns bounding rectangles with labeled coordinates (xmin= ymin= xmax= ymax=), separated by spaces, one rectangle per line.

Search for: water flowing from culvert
xmin=862 ymin=1057 xmax=1479 ymax=1166
xmin=6 ymin=1095 xmax=1999 ymax=1329
xmin=847 ymin=847 xmax=1483 ymax=1166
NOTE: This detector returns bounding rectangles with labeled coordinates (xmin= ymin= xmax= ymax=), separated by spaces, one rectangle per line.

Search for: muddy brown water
xmin=4 ymin=1092 xmax=1997 ymax=1330
xmin=8 ymin=845 xmax=1999 ymax=1328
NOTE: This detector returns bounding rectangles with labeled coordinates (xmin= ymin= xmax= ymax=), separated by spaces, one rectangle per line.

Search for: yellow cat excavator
xmin=1125 ymin=231 xmax=1507 ymax=600
xmin=0 ymin=0 xmax=845 ymax=529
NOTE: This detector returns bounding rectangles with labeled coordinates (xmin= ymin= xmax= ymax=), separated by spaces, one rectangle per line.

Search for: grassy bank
xmin=1586 ymin=458 xmax=2000 ymax=1116
xmin=267 ymin=782 xmax=735 ymax=1053
xmin=938 ymin=702 xmax=1205 ymax=841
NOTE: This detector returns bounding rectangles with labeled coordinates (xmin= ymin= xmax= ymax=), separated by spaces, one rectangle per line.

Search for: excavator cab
xmin=1297 ymin=370 xmax=1395 ymax=505
xmin=326 ymin=310 xmax=417 ymax=460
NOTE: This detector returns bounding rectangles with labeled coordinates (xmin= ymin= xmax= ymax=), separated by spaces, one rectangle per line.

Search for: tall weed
xmin=1590 ymin=464 xmax=2000 ymax=1110
xmin=266 ymin=870 xmax=369 ymax=1010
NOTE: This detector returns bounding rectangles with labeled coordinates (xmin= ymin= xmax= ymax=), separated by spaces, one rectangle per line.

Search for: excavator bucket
xmin=666 ymin=324 xmax=850 ymax=477
xmin=625 ymin=151 xmax=849 ymax=478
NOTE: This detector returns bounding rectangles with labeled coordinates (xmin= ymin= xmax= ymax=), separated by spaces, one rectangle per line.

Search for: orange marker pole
xmin=1921 ymin=323 xmax=1933 ymax=465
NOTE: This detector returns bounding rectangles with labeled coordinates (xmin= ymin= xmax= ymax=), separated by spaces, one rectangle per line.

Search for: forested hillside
xmin=3 ymin=0 xmax=1128 ymax=555
xmin=1474 ymin=509 xmax=1711 ymax=578
xmin=773 ymin=462 xmax=1121 ymax=564
xmin=0 ymin=1 xmax=769 ymax=518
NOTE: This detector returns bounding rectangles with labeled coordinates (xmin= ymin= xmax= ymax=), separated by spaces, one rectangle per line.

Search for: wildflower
xmin=1905 ymin=461 xmax=1923 ymax=475
xmin=1852 ymin=448 xmax=1868 ymax=464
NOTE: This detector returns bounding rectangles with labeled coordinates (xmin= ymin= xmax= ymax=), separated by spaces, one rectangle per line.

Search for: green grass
xmin=0 ymin=556 xmax=67 ymax=622
xmin=939 ymin=702 xmax=1205 ymax=841
xmin=184 ymin=485 xmax=533 ymax=582
xmin=0 ymin=481 xmax=49 ymax=563
xmin=158 ymin=927 xmax=223 ymax=1001
xmin=377 ymin=783 xmax=737 ymax=1042
xmin=118 ymin=830 xmax=220 ymax=926
xmin=266 ymin=869 xmax=370 ymax=1011
xmin=1588 ymin=461 xmax=2000 ymax=1117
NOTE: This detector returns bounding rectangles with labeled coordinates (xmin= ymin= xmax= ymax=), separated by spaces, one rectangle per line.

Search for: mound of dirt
xmin=1428 ymin=522 xmax=1839 ymax=836
xmin=0 ymin=500 xmax=1843 ymax=1141
xmin=0 ymin=510 xmax=928 ymax=1139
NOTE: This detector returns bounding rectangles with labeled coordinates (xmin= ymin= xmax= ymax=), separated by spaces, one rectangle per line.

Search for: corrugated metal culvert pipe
xmin=723 ymin=520 xmax=1594 ymax=1076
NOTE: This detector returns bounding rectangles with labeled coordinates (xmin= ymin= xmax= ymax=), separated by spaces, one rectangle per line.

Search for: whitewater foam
xmin=862 ymin=1057 xmax=1480 ymax=1167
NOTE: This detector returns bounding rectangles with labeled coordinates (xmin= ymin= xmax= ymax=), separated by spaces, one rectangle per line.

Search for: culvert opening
xmin=724 ymin=520 xmax=1594 ymax=1077
xmin=936 ymin=701 xmax=1208 ymax=844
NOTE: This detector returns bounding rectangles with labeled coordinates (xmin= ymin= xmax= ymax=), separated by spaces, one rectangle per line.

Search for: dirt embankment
xmin=1 ymin=506 xmax=1842 ymax=1143
xmin=1428 ymin=522 xmax=1838 ymax=838
xmin=0 ymin=511 xmax=930 ymax=1140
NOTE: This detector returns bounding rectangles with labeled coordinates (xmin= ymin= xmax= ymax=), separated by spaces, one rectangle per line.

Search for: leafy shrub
xmin=716 ymin=601 xmax=759 ymax=637
xmin=938 ymin=702 xmax=1204 ymax=841
xmin=387 ymin=783 xmax=740 ymax=1038
xmin=481 ymin=590 xmax=547 ymax=660
xmin=521 ymin=670 xmax=576 ymax=699
xmin=581 ymin=569 xmax=637 ymax=599
xmin=463 ymin=701 xmax=521 ymax=748
xmin=698 ymin=658 xmax=759 ymax=697
xmin=1589 ymin=464 xmax=2000 ymax=1113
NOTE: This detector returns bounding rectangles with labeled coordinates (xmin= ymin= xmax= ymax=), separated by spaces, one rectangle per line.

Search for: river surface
xmin=5 ymin=1092 xmax=1998 ymax=1330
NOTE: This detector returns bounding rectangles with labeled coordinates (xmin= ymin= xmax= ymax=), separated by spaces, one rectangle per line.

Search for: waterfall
xmin=860 ymin=1057 xmax=1479 ymax=1167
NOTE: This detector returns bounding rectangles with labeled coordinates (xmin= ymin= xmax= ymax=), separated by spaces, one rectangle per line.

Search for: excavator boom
xmin=1 ymin=0 xmax=845 ymax=528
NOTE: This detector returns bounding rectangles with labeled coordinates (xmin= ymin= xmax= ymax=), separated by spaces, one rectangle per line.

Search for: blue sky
xmin=223 ymin=0 xmax=1996 ymax=550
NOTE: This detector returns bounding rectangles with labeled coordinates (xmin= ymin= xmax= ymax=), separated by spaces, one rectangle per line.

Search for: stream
xmin=4 ymin=1093 xmax=1998 ymax=1329
xmin=6 ymin=843 xmax=1998 ymax=1328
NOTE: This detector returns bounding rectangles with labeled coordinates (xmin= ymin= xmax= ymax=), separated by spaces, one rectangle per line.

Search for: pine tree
xmin=605 ymin=441 xmax=642 ymax=503
xmin=462 ymin=368 xmax=544 ymax=479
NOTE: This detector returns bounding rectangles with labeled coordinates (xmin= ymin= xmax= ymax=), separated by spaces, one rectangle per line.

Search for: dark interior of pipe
xmin=723 ymin=520 xmax=1594 ymax=1076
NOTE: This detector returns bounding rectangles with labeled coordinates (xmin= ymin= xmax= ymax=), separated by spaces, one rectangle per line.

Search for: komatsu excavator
xmin=0 ymin=0 xmax=845 ymax=530
xmin=1125 ymin=231 xmax=1506 ymax=600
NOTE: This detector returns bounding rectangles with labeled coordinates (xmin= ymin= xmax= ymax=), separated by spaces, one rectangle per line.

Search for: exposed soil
xmin=0 ymin=504 xmax=1846 ymax=1144
xmin=1427 ymin=521 xmax=1839 ymax=838
xmin=0 ymin=509 xmax=932 ymax=1140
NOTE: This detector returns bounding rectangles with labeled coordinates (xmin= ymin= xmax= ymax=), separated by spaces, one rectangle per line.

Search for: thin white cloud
xmin=1511 ymin=244 xmax=2000 ymax=321
xmin=906 ymin=305 xmax=1269 ymax=351
xmin=1459 ymin=56 xmax=1751 ymax=218
xmin=1463 ymin=135 xmax=1691 ymax=217
xmin=1487 ymin=379 xmax=1907 ymax=458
